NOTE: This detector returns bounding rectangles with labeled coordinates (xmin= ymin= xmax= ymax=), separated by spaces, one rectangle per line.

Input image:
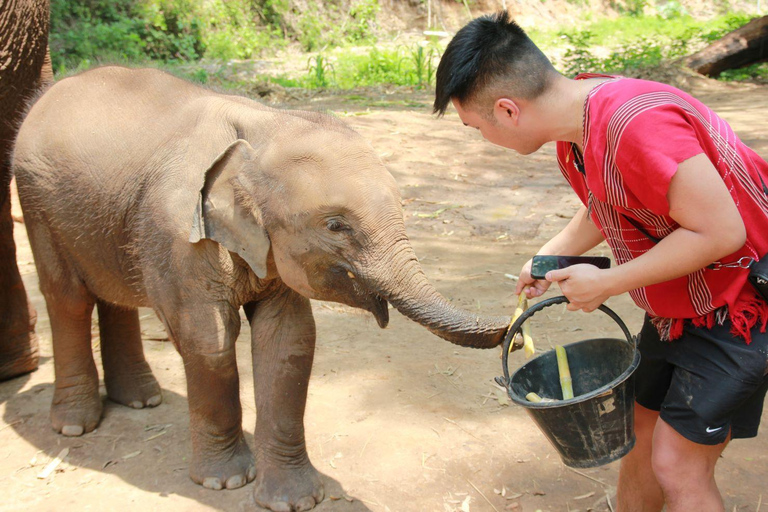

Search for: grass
xmin=56 ymin=11 xmax=767 ymax=91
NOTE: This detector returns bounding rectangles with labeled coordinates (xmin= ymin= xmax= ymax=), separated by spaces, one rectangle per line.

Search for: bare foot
xmin=189 ymin=434 xmax=256 ymax=490
xmin=50 ymin=375 xmax=102 ymax=436
xmin=0 ymin=332 xmax=39 ymax=381
xmin=104 ymin=363 xmax=162 ymax=409
xmin=252 ymin=460 xmax=324 ymax=512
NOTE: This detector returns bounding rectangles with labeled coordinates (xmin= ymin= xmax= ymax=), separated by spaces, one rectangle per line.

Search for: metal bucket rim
xmin=507 ymin=336 xmax=641 ymax=409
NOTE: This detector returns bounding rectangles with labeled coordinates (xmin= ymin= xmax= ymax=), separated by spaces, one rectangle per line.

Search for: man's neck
xmin=534 ymin=75 xmax=607 ymax=148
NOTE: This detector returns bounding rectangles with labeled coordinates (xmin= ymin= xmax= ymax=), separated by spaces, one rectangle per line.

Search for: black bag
xmin=748 ymin=255 xmax=768 ymax=302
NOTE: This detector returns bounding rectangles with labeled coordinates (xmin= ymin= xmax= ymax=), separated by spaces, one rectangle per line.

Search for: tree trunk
xmin=684 ymin=15 xmax=768 ymax=77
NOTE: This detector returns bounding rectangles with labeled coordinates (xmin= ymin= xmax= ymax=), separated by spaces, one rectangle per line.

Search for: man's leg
xmin=617 ymin=403 xmax=665 ymax=512
xmin=651 ymin=418 xmax=728 ymax=512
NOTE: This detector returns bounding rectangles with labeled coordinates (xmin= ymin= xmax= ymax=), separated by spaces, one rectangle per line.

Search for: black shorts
xmin=634 ymin=315 xmax=768 ymax=445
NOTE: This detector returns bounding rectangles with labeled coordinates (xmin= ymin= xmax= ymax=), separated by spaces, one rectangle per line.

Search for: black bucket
xmin=498 ymin=296 xmax=641 ymax=468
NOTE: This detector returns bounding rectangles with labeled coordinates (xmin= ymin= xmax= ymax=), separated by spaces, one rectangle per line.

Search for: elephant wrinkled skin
xmin=12 ymin=66 xmax=510 ymax=511
xmin=0 ymin=0 xmax=53 ymax=380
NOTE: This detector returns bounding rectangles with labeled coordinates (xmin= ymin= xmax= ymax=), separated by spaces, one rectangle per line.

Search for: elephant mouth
xmin=370 ymin=294 xmax=389 ymax=329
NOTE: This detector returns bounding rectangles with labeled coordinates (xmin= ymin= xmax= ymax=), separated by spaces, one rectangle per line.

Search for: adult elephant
xmin=13 ymin=66 xmax=511 ymax=511
xmin=0 ymin=0 xmax=52 ymax=380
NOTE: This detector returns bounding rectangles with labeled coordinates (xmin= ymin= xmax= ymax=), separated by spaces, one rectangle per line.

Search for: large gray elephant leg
xmin=246 ymin=286 xmax=324 ymax=512
xmin=97 ymin=301 xmax=161 ymax=409
xmin=161 ymin=303 xmax=255 ymax=490
xmin=0 ymin=166 xmax=39 ymax=381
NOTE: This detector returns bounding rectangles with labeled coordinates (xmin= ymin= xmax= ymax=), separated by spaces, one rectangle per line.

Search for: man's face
xmin=451 ymin=98 xmax=542 ymax=155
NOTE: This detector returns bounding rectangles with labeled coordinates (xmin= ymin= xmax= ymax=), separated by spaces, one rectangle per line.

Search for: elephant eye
xmin=326 ymin=218 xmax=350 ymax=233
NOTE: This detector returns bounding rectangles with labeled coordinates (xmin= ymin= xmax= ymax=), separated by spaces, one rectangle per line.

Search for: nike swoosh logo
xmin=705 ymin=426 xmax=724 ymax=433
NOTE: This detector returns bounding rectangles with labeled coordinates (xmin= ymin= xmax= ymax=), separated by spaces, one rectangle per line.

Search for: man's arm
xmin=516 ymin=204 xmax=605 ymax=297
xmin=547 ymin=153 xmax=747 ymax=311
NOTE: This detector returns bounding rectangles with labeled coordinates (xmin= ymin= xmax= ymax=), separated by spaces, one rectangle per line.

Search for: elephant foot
xmin=190 ymin=434 xmax=256 ymax=490
xmin=0 ymin=331 xmax=39 ymax=381
xmin=253 ymin=459 xmax=324 ymax=512
xmin=104 ymin=365 xmax=162 ymax=409
xmin=50 ymin=380 xmax=102 ymax=436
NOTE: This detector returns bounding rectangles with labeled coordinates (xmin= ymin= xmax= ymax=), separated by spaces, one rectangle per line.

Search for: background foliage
xmin=49 ymin=0 xmax=767 ymax=87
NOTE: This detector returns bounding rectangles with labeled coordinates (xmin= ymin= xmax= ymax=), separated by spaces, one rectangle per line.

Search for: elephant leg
xmin=97 ymin=301 xmax=161 ymax=409
xmin=160 ymin=302 xmax=255 ymax=490
xmin=245 ymin=286 xmax=324 ymax=512
xmin=0 ymin=162 xmax=39 ymax=381
xmin=22 ymin=217 xmax=101 ymax=436
xmin=48 ymin=295 xmax=101 ymax=437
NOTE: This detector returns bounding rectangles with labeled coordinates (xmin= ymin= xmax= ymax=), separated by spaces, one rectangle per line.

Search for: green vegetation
xmin=533 ymin=11 xmax=757 ymax=77
xmin=49 ymin=1 xmax=765 ymax=90
xmin=50 ymin=0 xmax=381 ymax=70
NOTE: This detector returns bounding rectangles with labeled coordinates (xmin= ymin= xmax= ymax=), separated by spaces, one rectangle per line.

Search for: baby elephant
xmin=13 ymin=67 xmax=509 ymax=511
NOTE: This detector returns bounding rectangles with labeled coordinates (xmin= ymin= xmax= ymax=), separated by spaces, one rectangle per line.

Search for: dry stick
xmin=443 ymin=418 xmax=487 ymax=445
xmin=0 ymin=419 xmax=23 ymax=432
xmin=37 ymin=448 xmax=69 ymax=479
xmin=758 ymin=494 xmax=763 ymax=512
xmin=467 ymin=479 xmax=500 ymax=512
xmin=359 ymin=433 xmax=373 ymax=458
xmin=606 ymin=491 xmax=615 ymax=512
xmin=568 ymin=467 xmax=607 ymax=486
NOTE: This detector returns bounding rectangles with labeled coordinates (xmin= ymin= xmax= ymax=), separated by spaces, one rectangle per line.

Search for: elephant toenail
xmin=203 ymin=477 xmax=223 ymax=490
xmin=225 ymin=474 xmax=245 ymax=489
xmin=146 ymin=395 xmax=162 ymax=407
xmin=247 ymin=465 xmax=256 ymax=482
xmin=61 ymin=425 xmax=84 ymax=436
xmin=130 ymin=401 xmax=144 ymax=409
xmin=296 ymin=496 xmax=316 ymax=511
xmin=269 ymin=502 xmax=291 ymax=512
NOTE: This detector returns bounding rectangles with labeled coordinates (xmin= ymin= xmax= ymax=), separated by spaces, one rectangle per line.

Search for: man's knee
xmin=650 ymin=421 xmax=720 ymax=492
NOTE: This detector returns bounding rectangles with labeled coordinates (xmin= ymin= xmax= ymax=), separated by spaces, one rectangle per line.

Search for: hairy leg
xmin=98 ymin=301 xmax=161 ymax=409
xmin=246 ymin=285 xmax=323 ymax=512
xmin=651 ymin=418 xmax=728 ymax=512
xmin=23 ymin=217 xmax=102 ymax=436
xmin=617 ymin=403 xmax=665 ymax=512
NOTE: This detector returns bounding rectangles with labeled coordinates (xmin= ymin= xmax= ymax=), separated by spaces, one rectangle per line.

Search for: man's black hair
xmin=433 ymin=11 xmax=557 ymax=117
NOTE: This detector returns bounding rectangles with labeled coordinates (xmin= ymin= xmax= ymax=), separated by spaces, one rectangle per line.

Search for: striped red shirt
xmin=557 ymin=75 xmax=768 ymax=342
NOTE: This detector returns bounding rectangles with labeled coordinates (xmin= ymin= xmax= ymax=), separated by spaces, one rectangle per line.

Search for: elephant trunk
xmin=362 ymin=238 xmax=510 ymax=349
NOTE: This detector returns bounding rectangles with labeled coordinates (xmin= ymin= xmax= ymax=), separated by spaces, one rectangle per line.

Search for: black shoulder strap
xmin=621 ymin=214 xmax=662 ymax=244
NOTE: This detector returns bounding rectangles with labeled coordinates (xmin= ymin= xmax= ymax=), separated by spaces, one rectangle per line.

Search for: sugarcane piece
xmin=505 ymin=293 xmax=528 ymax=355
xmin=521 ymin=317 xmax=535 ymax=359
xmin=555 ymin=345 xmax=574 ymax=400
xmin=526 ymin=392 xmax=555 ymax=403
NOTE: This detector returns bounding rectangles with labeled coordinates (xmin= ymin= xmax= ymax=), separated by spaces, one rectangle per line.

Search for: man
xmin=433 ymin=10 xmax=768 ymax=512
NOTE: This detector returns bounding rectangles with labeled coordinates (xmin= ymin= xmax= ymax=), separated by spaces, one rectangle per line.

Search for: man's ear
xmin=495 ymin=98 xmax=520 ymax=125
xmin=189 ymin=139 xmax=270 ymax=278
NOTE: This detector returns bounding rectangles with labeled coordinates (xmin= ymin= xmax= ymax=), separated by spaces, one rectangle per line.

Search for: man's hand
xmin=546 ymin=264 xmax=612 ymax=312
xmin=515 ymin=258 xmax=552 ymax=298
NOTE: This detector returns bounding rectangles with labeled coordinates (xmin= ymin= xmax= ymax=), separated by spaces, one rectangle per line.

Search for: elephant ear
xmin=189 ymin=139 xmax=270 ymax=278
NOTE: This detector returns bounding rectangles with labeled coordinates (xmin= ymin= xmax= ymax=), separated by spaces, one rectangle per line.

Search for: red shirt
xmin=556 ymin=75 xmax=768 ymax=342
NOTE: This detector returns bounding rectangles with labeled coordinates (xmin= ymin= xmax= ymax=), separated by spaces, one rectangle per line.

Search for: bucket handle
xmin=499 ymin=296 xmax=635 ymax=386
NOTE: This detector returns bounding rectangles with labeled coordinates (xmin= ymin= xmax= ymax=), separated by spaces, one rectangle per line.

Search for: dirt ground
xmin=2 ymin=78 xmax=767 ymax=512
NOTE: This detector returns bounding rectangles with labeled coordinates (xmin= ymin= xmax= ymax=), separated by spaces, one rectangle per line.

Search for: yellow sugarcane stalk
xmin=521 ymin=316 xmax=535 ymax=359
xmin=526 ymin=392 xmax=555 ymax=403
xmin=506 ymin=293 xmax=533 ymax=355
xmin=555 ymin=345 xmax=574 ymax=400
